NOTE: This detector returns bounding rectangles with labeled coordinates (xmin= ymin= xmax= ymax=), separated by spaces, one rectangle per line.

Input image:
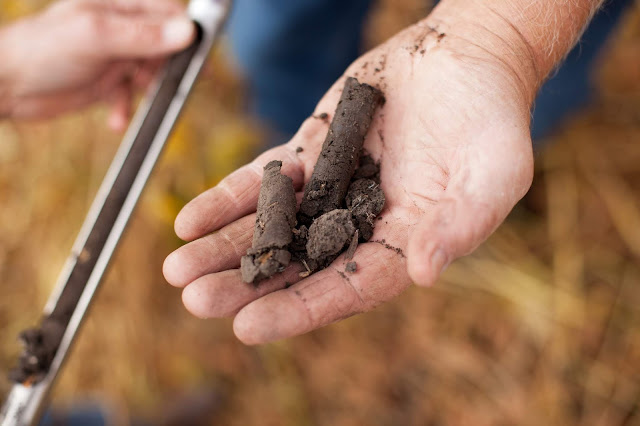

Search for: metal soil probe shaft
xmin=1 ymin=1 xmax=230 ymax=425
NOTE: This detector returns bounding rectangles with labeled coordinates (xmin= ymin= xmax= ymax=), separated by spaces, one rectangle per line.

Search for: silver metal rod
xmin=1 ymin=1 xmax=230 ymax=425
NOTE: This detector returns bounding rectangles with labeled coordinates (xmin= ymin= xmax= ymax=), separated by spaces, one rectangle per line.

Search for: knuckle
xmin=217 ymin=179 xmax=240 ymax=209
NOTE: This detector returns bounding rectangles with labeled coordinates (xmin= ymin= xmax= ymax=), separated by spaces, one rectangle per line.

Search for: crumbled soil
xmin=345 ymin=230 xmax=359 ymax=261
xmin=306 ymin=210 xmax=356 ymax=268
xmin=242 ymin=77 xmax=385 ymax=283
xmin=346 ymin=178 xmax=386 ymax=242
xmin=8 ymin=319 xmax=65 ymax=383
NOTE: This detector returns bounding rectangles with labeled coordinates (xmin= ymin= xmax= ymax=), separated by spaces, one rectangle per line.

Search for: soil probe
xmin=0 ymin=1 xmax=230 ymax=424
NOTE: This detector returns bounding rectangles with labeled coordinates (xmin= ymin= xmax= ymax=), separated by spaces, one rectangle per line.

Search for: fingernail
xmin=430 ymin=248 xmax=449 ymax=276
xmin=163 ymin=17 xmax=194 ymax=47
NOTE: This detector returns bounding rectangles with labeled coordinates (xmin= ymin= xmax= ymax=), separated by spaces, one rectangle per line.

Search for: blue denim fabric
xmin=228 ymin=0 xmax=631 ymax=145
xmin=227 ymin=0 xmax=374 ymax=143
xmin=531 ymin=0 xmax=633 ymax=140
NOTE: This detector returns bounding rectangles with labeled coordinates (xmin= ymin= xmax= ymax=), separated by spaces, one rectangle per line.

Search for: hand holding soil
xmin=163 ymin=14 xmax=535 ymax=344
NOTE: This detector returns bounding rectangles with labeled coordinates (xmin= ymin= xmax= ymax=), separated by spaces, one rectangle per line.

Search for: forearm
xmin=427 ymin=0 xmax=603 ymax=103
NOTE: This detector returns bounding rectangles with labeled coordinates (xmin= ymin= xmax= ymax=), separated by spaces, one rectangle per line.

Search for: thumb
xmin=89 ymin=12 xmax=196 ymax=58
xmin=407 ymin=146 xmax=533 ymax=287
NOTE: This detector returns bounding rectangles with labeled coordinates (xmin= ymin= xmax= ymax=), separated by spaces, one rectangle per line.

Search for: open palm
xmin=163 ymin=20 xmax=534 ymax=344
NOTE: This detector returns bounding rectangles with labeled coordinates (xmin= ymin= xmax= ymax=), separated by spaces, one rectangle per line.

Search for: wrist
xmin=423 ymin=2 xmax=540 ymax=106
xmin=426 ymin=0 xmax=602 ymax=104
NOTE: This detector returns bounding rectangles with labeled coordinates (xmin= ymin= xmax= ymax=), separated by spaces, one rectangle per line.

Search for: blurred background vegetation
xmin=1 ymin=0 xmax=640 ymax=425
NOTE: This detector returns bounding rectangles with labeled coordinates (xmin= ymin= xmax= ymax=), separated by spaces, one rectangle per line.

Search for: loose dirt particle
xmin=353 ymin=154 xmax=380 ymax=181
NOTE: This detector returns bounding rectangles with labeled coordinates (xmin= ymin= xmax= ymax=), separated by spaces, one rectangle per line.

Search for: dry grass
xmin=1 ymin=1 xmax=640 ymax=425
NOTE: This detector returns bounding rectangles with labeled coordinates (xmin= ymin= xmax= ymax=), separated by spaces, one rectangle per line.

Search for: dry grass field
xmin=1 ymin=1 xmax=639 ymax=425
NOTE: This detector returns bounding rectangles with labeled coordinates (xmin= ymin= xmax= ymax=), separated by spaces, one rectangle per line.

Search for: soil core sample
xmin=240 ymin=77 xmax=385 ymax=284
xmin=241 ymin=161 xmax=297 ymax=284
xmin=298 ymin=77 xmax=384 ymax=225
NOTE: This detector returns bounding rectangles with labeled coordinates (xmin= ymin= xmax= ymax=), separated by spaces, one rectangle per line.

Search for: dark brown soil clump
xmin=306 ymin=210 xmax=356 ymax=268
xmin=241 ymin=77 xmax=385 ymax=283
xmin=346 ymin=178 xmax=386 ymax=242
xmin=240 ymin=161 xmax=297 ymax=284
xmin=298 ymin=77 xmax=384 ymax=226
xmin=372 ymin=239 xmax=406 ymax=258
xmin=353 ymin=154 xmax=380 ymax=181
